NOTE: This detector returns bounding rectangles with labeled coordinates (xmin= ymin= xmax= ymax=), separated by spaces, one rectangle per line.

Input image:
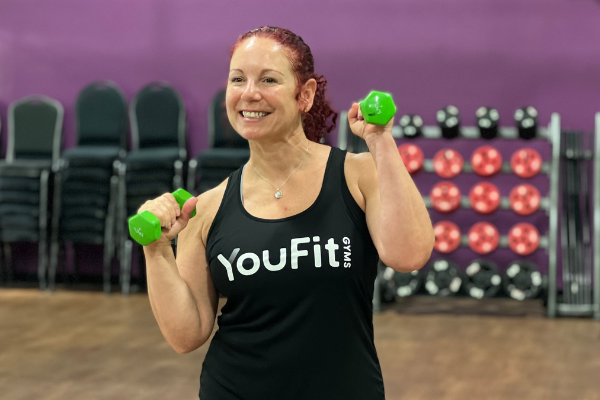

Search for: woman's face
xmin=227 ymin=37 xmax=307 ymax=142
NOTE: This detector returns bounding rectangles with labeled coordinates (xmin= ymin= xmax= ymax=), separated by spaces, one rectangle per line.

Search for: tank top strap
xmin=326 ymin=147 xmax=370 ymax=234
xmin=205 ymin=166 xmax=244 ymax=252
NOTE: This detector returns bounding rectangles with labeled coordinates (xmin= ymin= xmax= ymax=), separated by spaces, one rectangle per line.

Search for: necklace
xmin=250 ymin=140 xmax=310 ymax=199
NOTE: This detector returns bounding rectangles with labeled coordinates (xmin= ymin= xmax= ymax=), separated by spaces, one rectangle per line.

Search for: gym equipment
xmin=433 ymin=221 xmax=461 ymax=254
xmin=399 ymin=114 xmax=423 ymax=138
xmin=468 ymin=182 xmax=500 ymax=214
xmin=504 ymin=260 xmax=543 ymax=300
xmin=358 ymin=91 xmax=396 ymax=126
xmin=514 ymin=106 xmax=538 ymax=140
xmin=510 ymin=148 xmax=542 ymax=178
xmin=509 ymin=184 xmax=541 ymax=216
xmin=398 ymin=143 xmax=424 ymax=174
xmin=464 ymin=259 xmax=503 ymax=299
xmin=508 ymin=222 xmax=540 ymax=256
xmin=560 ymin=131 xmax=594 ymax=310
xmin=436 ymin=105 xmax=460 ymax=139
xmin=475 ymin=106 xmax=499 ymax=139
xmin=471 ymin=146 xmax=502 ymax=177
xmin=433 ymin=148 xmax=463 ymax=178
xmin=379 ymin=260 xmax=422 ymax=300
xmin=430 ymin=181 xmax=461 ymax=213
xmin=468 ymin=222 xmax=499 ymax=255
xmin=424 ymin=259 xmax=463 ymax=296
xmin=128 ymin=189 xmax=196 ymax=246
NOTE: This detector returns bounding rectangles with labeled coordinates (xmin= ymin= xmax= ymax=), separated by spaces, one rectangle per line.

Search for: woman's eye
xmin=230 ymin=77 xmax=243 ymax=83
xmin=264 ymin=78 xmax=277 ymax=83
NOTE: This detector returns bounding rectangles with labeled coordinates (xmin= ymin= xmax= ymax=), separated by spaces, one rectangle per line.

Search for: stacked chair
xmin=49 ymin=81 xmax=128 ymax=293
xmin=118 ymin=82 xmax=187 ymax=295
xmin=187 ymin=89 xmax=249 ymax=194
xmin=0 ymin=95 xmax=64 ymax=290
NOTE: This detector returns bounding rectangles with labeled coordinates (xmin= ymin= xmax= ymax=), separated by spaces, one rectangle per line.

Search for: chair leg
xmin=174 ymin=160 xmax=183 ymax=190
xmin=117 ymin=163 xmax=133 ymax=296
xmin=0 ymin=241 xmax=4 ymax=285
xmin=103 ymin=244 xmax=112 ymax=295
xmin=121 ymin=239 xmax=132 ymax=296
xmin=49 ymin=170 xmax=63 ymax=292
xmin=187 ymin=159 xmax=197 ymax=195
xmin=4 ymin=243 xmax=13 ymax=285
xmin=103 ymin=175 xmax=119 ymax=295
xmin=117 ymin=163 xmax=126 ymax=280
xmin=38 ymin=169 xmax=50 ymax=291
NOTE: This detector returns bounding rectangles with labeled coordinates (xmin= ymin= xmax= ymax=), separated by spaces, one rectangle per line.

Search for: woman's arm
xmin=142 ymin=183 xmax=225 ymax=354
xmin=347 ymin=103 xmax=435 ymax=272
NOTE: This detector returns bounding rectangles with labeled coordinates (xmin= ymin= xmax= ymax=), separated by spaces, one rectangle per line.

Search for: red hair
xmin=231 ymin=26 xmax=338 ymax=143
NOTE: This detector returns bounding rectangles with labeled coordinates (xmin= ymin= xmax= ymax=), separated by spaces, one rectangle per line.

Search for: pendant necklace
xmin=250 ymin=140 xmax=310 ymax=199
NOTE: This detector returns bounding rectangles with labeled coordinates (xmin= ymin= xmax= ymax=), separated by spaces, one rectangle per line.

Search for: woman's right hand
xmin=138 ymin=193 xmax=199 ymax=244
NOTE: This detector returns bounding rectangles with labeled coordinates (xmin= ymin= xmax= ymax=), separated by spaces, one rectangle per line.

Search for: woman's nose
xmin=241 ymin=80 xmax=261 ymax=102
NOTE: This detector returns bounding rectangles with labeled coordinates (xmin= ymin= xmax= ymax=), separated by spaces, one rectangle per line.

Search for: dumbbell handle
xmin=128 ymin=188 xmax=196 ymax=246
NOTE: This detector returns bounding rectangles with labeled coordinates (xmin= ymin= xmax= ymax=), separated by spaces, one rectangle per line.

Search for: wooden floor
xmin=1 ymin=289 xmax=599 ymax=400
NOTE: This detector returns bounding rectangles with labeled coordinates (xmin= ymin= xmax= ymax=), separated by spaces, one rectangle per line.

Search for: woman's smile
xmin=239 ymin=110 xmax=272 ymax=122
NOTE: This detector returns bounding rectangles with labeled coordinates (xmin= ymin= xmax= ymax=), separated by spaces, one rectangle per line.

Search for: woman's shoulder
xmin=340 ymin=150 xmax=377 ymax=212
xmin=343 ymin=150 xmax=376 ymax=185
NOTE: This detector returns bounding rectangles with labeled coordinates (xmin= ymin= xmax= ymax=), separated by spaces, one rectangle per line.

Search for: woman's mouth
xmin=240 ymin=111 xmax=271 ymax=120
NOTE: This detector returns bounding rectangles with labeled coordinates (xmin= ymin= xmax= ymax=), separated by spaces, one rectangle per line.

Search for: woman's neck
xmin=247 ymin=129 xmax=312 ymax=184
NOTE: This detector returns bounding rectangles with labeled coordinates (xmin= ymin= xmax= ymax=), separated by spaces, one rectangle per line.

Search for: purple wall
xmin=1 ymin=0 xmax=600 ymax=154
xmin=0 ymin=0 xmax=598 ymax=284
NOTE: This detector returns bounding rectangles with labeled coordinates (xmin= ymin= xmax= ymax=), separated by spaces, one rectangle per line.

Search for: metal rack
xmin=338 ymin=113 xmax=561 ymax=315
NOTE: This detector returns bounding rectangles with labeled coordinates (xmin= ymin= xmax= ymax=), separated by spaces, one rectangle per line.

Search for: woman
xmin=140 ymin=26 xmax=434 ymax=400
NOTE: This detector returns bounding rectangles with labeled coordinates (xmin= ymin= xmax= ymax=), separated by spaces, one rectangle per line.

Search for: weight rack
xmin=338 ymin=112 xmax=561 ymax=316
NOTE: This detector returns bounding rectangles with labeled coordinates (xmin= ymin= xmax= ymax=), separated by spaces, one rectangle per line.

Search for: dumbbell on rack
xmin=398 ymin=105 xmax=542 ymax=140
xmin=427 ymin=181 xmax=546 ymax=216
xmin=399 ymin=144 xmax=549 ymax=177
xmin=433 ymin=220 xmax=546 ymax=256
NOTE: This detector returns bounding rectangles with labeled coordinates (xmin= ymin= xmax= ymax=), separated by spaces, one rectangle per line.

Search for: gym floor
xmin=2 ymin=289 xmax=599 ymax=400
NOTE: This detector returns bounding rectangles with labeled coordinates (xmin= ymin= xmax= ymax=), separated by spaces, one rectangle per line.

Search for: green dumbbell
xmin=128 ymin=188 xmax=197 ymax=246
xmin=359 ymin=91 xmax=397 ymax=126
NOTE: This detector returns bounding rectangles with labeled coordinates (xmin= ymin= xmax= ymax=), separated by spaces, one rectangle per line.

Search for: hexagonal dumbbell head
xmin=359 ymin=91 xmax=397 ymax=126
xmin=172 ymin=188 xmax=197 ymax=218
xmin=128 ymin=211 xmax=162 ymax=246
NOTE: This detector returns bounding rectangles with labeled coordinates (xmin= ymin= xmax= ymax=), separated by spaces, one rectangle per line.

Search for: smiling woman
xmin=228 ymin=26 xmax=337 ymax=143
xmin=139 ymin=25 xmax=434 ymax=400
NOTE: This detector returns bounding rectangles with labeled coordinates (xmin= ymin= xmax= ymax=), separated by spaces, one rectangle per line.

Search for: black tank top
xmin=201 ymin=147 xmax=385 ymax=400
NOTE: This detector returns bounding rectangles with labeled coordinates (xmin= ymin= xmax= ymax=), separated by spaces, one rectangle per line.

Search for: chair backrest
xmin=337 ymin=110 xmax=368 ymax=153
xmin=130 ymin=82 xmax=186 ymax=150
xmin=7 ymin=95 xmax=63 ymax=163
xmin=208 ymin=89 xmax=248 ymax=149
xmin=76 ymin=81 xmax=128 ymax=149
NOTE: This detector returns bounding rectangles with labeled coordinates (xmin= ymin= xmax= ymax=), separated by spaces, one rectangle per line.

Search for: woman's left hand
xmin=347 ymin=102 xmax=395 ymax=142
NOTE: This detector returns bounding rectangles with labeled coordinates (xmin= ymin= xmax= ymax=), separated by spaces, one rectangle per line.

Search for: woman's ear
xmin=299 ymin=78 xmax=317 ymax=113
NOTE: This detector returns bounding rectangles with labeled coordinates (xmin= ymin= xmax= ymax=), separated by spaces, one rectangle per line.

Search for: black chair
xmin=49 ymin=81 xmax=128 ymax=293
xmin=187 ymin=89 xmax=249 ymax=194
xmin=118 ymin=82 xmax=187 ymax=295
xmin=0 ymin=95 xmax=63 ymax=290
xmin=337 ymin=110 xmax=369 ymax=153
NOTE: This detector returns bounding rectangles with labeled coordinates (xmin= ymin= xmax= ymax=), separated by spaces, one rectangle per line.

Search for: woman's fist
xmin=137 ymin=193 xmax=198 ymax=243
xmin=347 ymin=102 xmax=395 ymax=142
